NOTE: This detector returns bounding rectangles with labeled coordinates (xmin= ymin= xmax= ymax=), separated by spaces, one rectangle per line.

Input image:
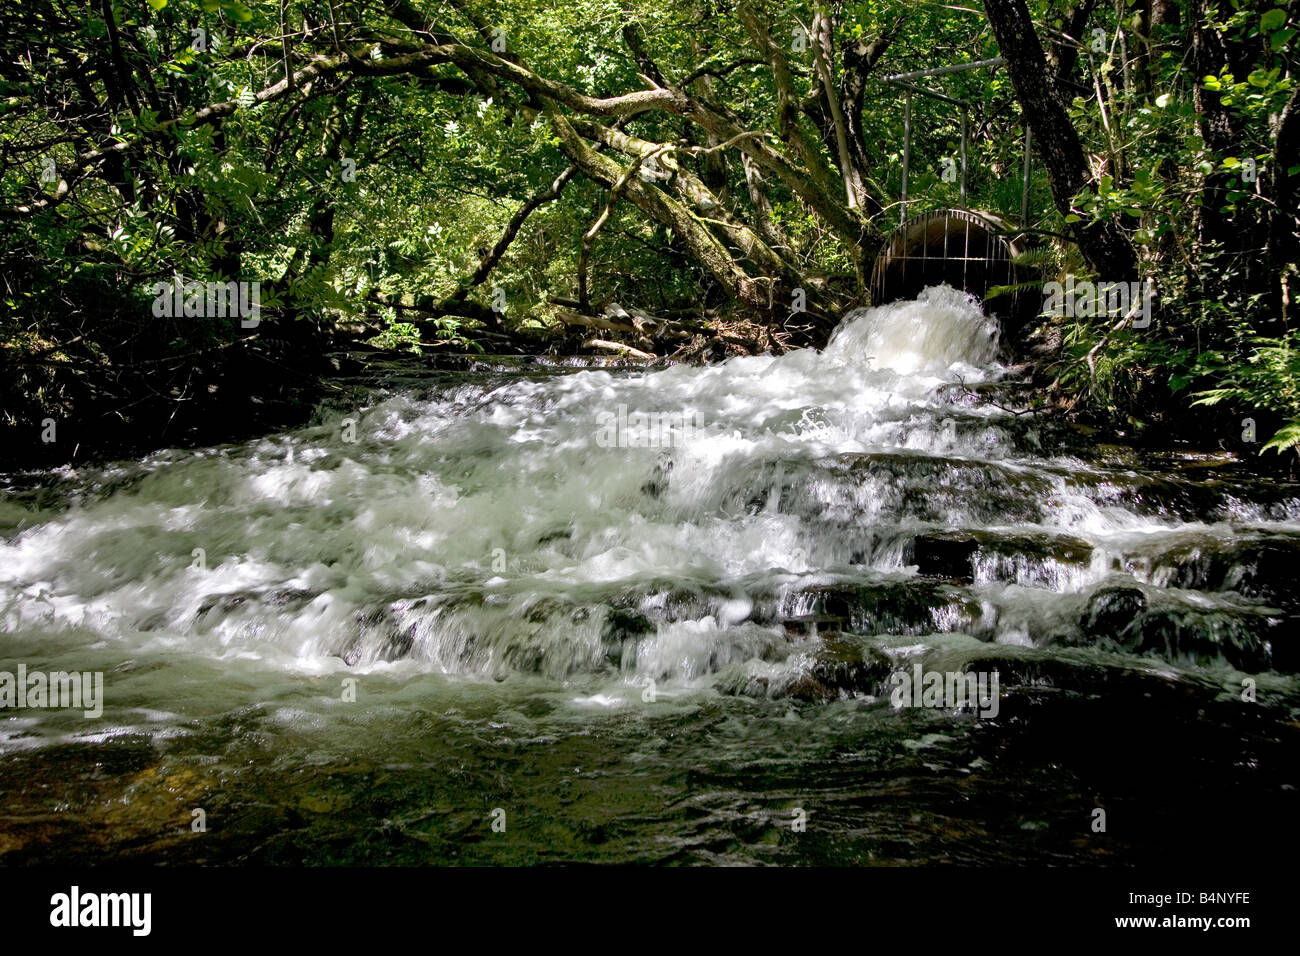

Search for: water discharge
xmin=2 ymin=284 xmax=1298 ymax=865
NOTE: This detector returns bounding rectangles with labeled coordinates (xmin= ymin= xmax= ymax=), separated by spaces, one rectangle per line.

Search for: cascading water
xmin=2 ymin=284 xmax=1298 ymax=865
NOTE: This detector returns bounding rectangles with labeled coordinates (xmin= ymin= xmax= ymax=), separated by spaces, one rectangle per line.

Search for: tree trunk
xmin=984 ymin=0 xmax=1138 ymax=280
xmin=1268 ymin=85 xmax=1300 ymax=326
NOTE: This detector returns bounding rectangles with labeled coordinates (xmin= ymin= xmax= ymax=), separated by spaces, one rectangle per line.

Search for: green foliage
xmin=1193 ymin=332 xmax=1300 ymax=452
xmin=1029 ymin=0 xmax=1300 ymax=453
xmin=1 ymin=0 xmax=1297 ymax=458
xmin=366 ymin=309 xmax=423 ymax=354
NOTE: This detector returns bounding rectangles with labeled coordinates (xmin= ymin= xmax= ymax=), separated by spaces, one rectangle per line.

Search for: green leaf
xmin=1261 ymin=423 xmax=1300 ymax=454
xmin=1191 ymin=388 xmax=1233 ymax=407
xmin=146 ymin=0 xmax=167 ymax=9
xmin=1271 ymin=29 xmax=1296 ymax=51
xmin=1261 ymin=8 xmax=1288 ymax=32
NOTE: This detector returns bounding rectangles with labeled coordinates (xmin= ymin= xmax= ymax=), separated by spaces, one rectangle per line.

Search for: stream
xmin=2 ymin=284 xmax=1298 ymax=865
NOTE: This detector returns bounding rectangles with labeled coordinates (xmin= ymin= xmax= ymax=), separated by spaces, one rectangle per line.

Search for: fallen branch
xmin=553 ymin=308 xmax=640 ymax=335
xmin=583 ymin=338 xmax=656 ymax=359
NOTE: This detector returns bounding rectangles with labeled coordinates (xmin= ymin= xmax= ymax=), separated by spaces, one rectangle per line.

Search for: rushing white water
xmin=1 ymin=284 xmax=1298 ymax=731
xmin=5 ymin=284 xmax=1300 ymax=868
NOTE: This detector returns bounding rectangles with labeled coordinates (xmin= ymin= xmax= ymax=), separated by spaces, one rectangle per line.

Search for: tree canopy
xmin=2 ymin=0 xmax=1298 ymax=457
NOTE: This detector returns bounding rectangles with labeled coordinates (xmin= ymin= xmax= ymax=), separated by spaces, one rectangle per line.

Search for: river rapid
xmin=2 ymin=285 xmax=1297 ymax=865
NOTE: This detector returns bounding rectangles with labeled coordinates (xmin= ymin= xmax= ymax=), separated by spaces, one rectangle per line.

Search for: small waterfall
xmin=2 ymin=284 xmax=1298 ymax=696
xmin=2 ymin=284 xmax=1298 ymax=865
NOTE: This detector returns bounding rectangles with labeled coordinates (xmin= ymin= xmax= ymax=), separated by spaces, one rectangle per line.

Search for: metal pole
xmin=901 ymin=89 xmax=911 ymax=225
xmin=921 ymin=209 xmax=929 ymax=287
xmin=1021 ymin=124 xmax=1032 ymax=226
xmin=883 ymin=57 xmax=1006 ymax=83
xmin=883 ymin=79 xmax=967 ymax=107
xmin=963 ymin=215 xmax=971 ymax=293
xmin=960 ymin=105 xmax=968 ymax=209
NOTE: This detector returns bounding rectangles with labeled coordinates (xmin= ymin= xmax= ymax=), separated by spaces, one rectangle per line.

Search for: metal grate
xmin=869 ymin=208 xmax=1021 ymax=313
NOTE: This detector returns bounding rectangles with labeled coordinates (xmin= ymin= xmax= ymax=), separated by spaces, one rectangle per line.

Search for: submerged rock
xmin=1081 ymin=586 xmax=1147 ymax=636
xmin=1077 ymin=585 xmax=1283 ymax=673
xmin=908 ymin=534 xmax=979 ymax=582
xmin=802 ymin=633 xmax=895 ymax=701
xmin=718 ymin=632 xmax=893 ymax=702
xmin=1220 ymin=542 xmax=1300 ymax=612
xmin=787 ymin=579 xmax=990 ymax=639
xmin=1134 ymin=535 xmax=1300 ymax=611
xmin=1130 ymin=606 xmax=1275 ymax=673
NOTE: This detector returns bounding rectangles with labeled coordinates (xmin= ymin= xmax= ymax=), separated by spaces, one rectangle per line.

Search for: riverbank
xmin=5 ymin=300 xmax=1296 ymax=484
